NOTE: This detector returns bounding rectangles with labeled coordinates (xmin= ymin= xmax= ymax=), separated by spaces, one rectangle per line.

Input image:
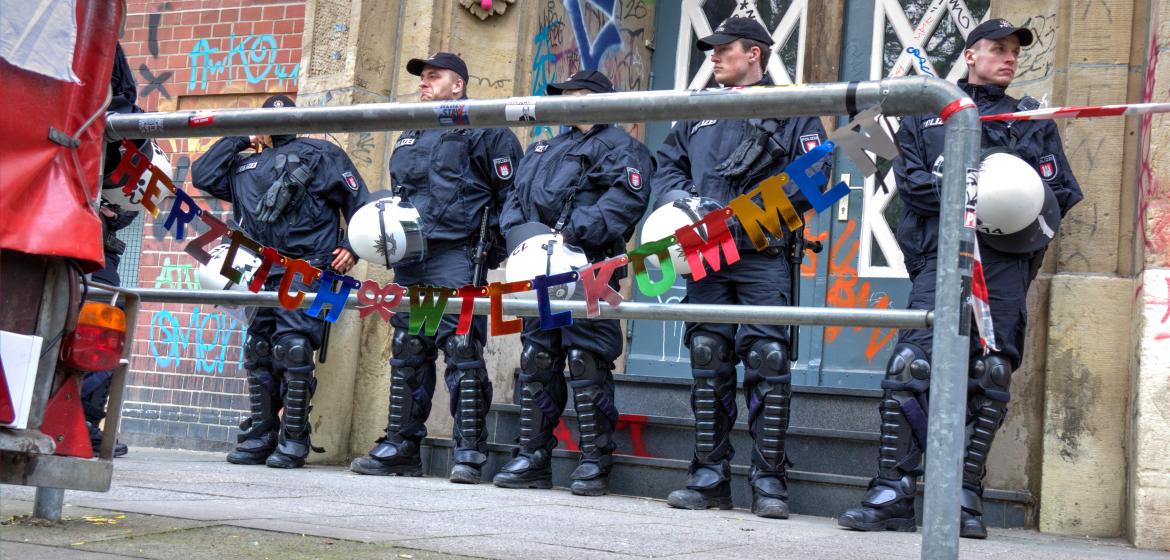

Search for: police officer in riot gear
xmin=837 ymin=19 xmax=1082 ymax=538
xmin=493 ymin=70 xmax=655 ymax=495
xmin=652 ymin=17 xmax=828 ymax=518
xmin=85 ymin=41 xmax=143 ymax=459
xmin=349 ymin=53 xmax=523 ymax=484
xmin=191 ymin=94 xmax=370 ymax=469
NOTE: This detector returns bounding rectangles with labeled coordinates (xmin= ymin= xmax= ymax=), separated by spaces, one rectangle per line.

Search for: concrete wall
xmin=1129 ymin=0 xmax=1170 ymax=550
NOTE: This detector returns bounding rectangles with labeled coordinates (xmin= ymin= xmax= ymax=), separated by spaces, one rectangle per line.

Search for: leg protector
xmin=689 ymin=334 xmax=737 ymax=468
xmin=744 ymin=339 xmax=792 ymax=473
xmin=876 ymin=343 xmax=931 ymax=483
xmin=567 ymin=348 xmax=617 ymax=460
xmin=567 ymin=349 xmax=617 ymax=495
xmin=962 ymin=353 xmax=1013 ymax=515
xmin=743 ymin=339 xmax=792 ymax=517
xmin=444 ymin=334 xmax=492 ymax=469
xmin=676 ymin=333 xmax=737 ymax=505
xmin=268 ymin=334 xmax=316 ymax=467
xmin=494 ymin=344 xmax=562 ymax=490
xmin=517 ymin=344 xmax=565 ymax=453
xmin=385 ymin=330 xmax=435 ymax=440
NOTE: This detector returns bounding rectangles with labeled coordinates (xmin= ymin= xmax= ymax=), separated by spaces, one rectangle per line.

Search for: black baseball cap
xmin=262 ymin=94 xmax=295 ymax=108
xmin=697 ymin=16 xmax=774 ymax=50
xmin=547 ymin=70 xmax=615 ymax=95
xmin=964 ymin=19 xmax=1034 ymax=49
xmin=406 ymin=52 xmax=470 ymax=83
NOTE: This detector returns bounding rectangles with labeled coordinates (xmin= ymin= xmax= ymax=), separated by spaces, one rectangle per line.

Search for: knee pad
xmin=520 ymin=344 xmax=561 ymax=380
xmin=689 ymin=334 xmax=734 ymax=378
xmin=969 ymin=353 xmax=1013 ymax=403
xmin=243 ymin=337 xmax=272 ymax=370
xmin=444 ymin=334 xmax=484 ymax=368
xmin=882 ymin=343 xmax=931 ymax=395
xmin=273 ymin=334 xmax=314 ymax=370
xmin=745 ymin=339 xmax=790 ymax=382
xmin=567 ymin=349 xmax=608 ymax=386
xmin=391 ymin=329 xmax=429 ymax=361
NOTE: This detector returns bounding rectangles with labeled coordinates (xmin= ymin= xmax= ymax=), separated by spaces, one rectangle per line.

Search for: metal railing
xmin=107 ymin=77 xmax=979 ymax=559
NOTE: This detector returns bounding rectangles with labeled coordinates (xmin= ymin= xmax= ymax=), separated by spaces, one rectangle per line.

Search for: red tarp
xmin=0 ymin=1 xmax=122 ymax=271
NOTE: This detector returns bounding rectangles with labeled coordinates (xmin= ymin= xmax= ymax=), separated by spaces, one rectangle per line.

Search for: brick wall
xmin=118 ymin=0 xmax=304 ymax=450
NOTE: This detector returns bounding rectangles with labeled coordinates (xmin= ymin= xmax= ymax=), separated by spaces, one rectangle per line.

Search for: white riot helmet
xmin=102 ymin=140 xmax=173 ymax=208
xmin=975 ymin=150 xmax=1061 ymax=254
xmin=347 ymin=195 xmax=426 ymax=268
xmin=504 ymin=222 xmax=589 ymax=300
xmin=639 ymin=190 xmax=726 ymax=276
xmin=198 ymin=243 xmax=262 ymax=291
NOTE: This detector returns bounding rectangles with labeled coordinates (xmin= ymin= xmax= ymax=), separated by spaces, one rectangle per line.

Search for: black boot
xmin=837 ymin=474 xmax=918 ymax=532
xmin=671 ymin=335 xmax=737 ymax=511
xmin=961 ymin=509 xmax=988 ymax=539
xmin=87 ymin=421 xmax=129 ymax=458
xmin=667 ymin=462 xmax=733 ymax=510
xmin=227 ymin=366 xmax=280 ymax=465
xmin=744 ymin=339 xmax=794 ymax=519
xmin=750 ymin=468 xmax=790 ymax=519
xmin=494 ymin=448 xmax=553 ymax=489
xmin=227 ymin=430 xmax=277 ymax=465
xmin=567 ymin=349 xmax=617 ymax=497
xmin=569 ymin=456 xmax=611 ymax=497
xmin=445 ymin=335 xmax=491 ymax=484
xmin=350 ymin=437 xmax=424 ymax=476
xmin=265 ymin=346 xmax=316 ymax=470
xmin=959 ymin=354 xmax=1013 ymax=540
xmin=839 ymin=344 xmax=929 ymax=531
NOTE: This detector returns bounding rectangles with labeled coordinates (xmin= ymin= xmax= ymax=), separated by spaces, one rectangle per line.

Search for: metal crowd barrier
xmin=106 ymin=76 xmax=979 ymax=560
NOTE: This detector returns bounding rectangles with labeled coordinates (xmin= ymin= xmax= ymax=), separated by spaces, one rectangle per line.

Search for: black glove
xmin=255 ymin=154 xmax=313 ymax=223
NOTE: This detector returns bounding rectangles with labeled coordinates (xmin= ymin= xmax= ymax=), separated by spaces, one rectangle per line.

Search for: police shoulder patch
xmin=626 ymin=167 xmax=643 ymax=191
xmin=799 ymin=133 xmax=821 ymax=153
xmin=493 ymin=157 xmax=514 ymax=180
xmin=342 ymin=171 xmax=359 ymax=191
xmin=1037 ymin=154 xmax=1059 ymax=181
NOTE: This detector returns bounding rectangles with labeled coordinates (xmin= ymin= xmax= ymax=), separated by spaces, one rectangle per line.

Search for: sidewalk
xmin=2 ymin=448 xmax=1167 ymax=560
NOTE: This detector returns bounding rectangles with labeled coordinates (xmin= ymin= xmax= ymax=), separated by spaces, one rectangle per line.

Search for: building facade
xmin=115 ymin=0 xmax=1169 ymax=549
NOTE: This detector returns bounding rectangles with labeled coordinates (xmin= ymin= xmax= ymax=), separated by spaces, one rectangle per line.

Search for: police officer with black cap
xmin=652 ymin=16 xmax=828 ymax=519
xmin=492 ymin=70 xmax=654 ymax=495
xmin=349 ymin=53 xmax=523 ymax=484
xmin=837 ymin=19 xmax=1082 ymax=539
xmin=192 ymin=94 xmax=371 ymax=469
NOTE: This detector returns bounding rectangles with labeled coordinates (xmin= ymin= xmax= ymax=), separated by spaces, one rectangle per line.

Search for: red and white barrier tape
xmin=980 ymin=102 xmax=1170 ymax=121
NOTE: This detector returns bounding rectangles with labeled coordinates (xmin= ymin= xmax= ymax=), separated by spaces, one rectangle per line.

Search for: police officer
xmin=191 ymin=94 xmax=371 ymax=469
xmin=652 ymin=17 xmax=828 ymax=519
xmin=838 ymin=19 xmax=1082 ymax=538
xmin=349 ymin=53 xmax=523 ymax=484
xmin=493 ymin=70 xmax=654 ymax=495
xmin=85 ymin=40 xmax=143 ymax=459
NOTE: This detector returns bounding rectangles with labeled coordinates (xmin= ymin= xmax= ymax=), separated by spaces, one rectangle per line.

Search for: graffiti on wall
xmin=188 ymin=33 xmax=300 ymax=91
xmin=148 ymin=306 xmax=246 ymax=374
xmin=138 ymin=2 xmax=175 ymax=101
xmin=530 ymin=0 xmax=652 ymax=139
xmin=823 ymin=221 xmax=898 ymax=362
